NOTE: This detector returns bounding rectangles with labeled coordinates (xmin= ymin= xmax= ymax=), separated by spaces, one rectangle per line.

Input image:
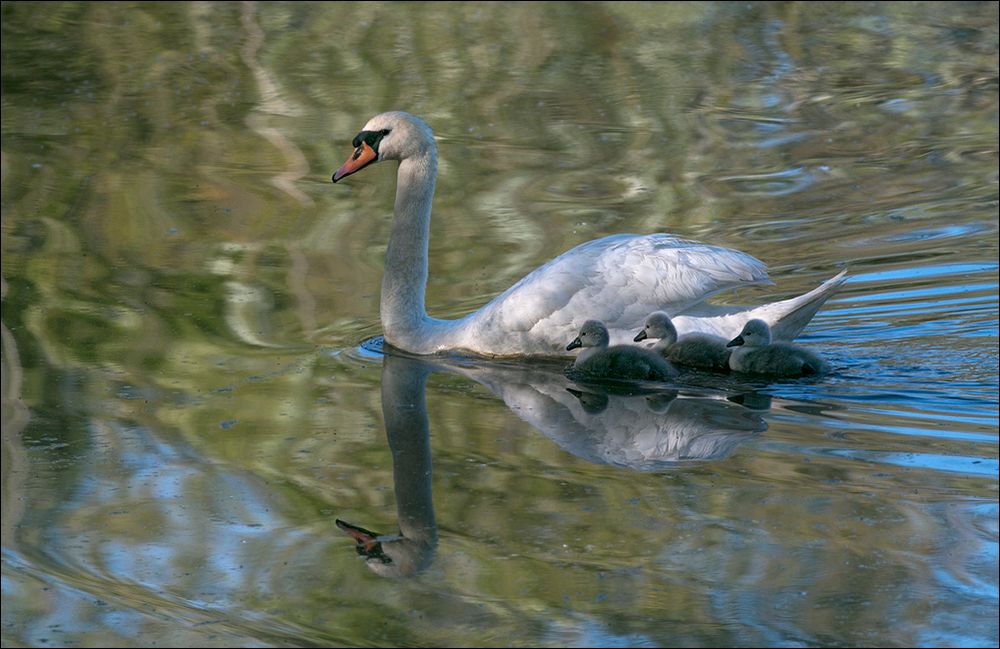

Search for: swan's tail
xmin=672 ymin=269 xmax=848 ymax=341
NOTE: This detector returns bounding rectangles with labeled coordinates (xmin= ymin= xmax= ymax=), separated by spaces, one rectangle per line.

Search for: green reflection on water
xmin=2 ymin=1 xmax=997 ymax=647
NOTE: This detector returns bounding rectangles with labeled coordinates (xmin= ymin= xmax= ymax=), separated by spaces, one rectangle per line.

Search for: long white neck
xmin=381 ymin=152 xmax=438 ymax=348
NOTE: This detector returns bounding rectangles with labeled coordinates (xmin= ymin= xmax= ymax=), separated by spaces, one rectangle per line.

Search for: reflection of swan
xmin=331 ymin=112 xmax=847 ymax=357
xmin=437 ymin=354 xmax=767 ymax=470
xmin=336 ymin=354 xmax=437 ymax=578
xmin=338 ymin=347 xmax=767 ymax=578
xmin=555 ymin=384 xmax=766 ymax=469
xmin=635 ymin=311 xmax=730 ymax=371
xmin=567 ymin=320 xmax=676 ymax=380
xmin=726 ymin=319 xmax=828 ymax=377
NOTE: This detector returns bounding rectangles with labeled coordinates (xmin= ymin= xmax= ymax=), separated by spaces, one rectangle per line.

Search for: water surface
xmin=2 ymin=2 xmax=998 ymax=647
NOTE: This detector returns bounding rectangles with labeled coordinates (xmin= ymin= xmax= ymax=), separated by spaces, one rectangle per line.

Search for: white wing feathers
xmin=463 ymin=234 xmax=772 ymax=352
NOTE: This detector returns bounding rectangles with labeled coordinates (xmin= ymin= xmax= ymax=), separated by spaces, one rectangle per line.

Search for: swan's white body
xmin=333 ymin=111 xmax=846 ymax=358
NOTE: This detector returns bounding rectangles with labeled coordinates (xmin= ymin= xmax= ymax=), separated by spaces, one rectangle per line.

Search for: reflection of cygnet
xmin=726 ymin=319 xmax=828 ymax=377
xmin=567 ymin=320 xmax=677 ymax=380
xmin=564 ymin=385 xmax=766 ymax=466
xmin=635 ymin=311 xmax=730 ymax=371
xmin=566 ymin=387 xmax=610 ymax=414
xmin=568 ymin=386 xmax=680 ymax=415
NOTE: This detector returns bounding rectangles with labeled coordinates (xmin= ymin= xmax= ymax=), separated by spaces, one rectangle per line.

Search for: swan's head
xmin=634 ymin=311 xmax=678 ymax=344
xmin=332 ymin=111 xmax=437 ymax=182
xmin=726 ymin=319 xmax=772 ymax=348
xmin=566 ymin=319 xmax=611 ymax=351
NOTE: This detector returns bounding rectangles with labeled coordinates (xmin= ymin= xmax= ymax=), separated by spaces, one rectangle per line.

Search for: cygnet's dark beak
xmin=726 ymin=334 xmax=745 ymax=348
xmin=566 ymin=337 xmax=582 ymax=351
xmin=634 ymin=329 xmax=648 ymax=342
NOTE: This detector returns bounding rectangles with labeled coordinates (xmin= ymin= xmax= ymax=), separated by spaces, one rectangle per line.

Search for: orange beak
xmin=332 ymin=141 xmax=378 ymax=183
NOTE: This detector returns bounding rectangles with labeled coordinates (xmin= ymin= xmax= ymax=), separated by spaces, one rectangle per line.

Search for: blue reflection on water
xmin=849 ymin=262 xmax=999 ymax=283
xmin=823 ymin=448 xmax=998 ymax=476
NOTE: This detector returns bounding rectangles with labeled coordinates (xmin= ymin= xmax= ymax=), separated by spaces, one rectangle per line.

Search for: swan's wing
xmin=463 ymin=234 xmax=771 ymax=353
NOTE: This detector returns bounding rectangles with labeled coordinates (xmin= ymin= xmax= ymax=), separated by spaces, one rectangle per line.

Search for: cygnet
xmin=726 ymin=319 xmax=828 ymax=377
xmin=634 ymin=311 xmax=730 ymax=371
xmin=567 ymin=320 xmax=677 ymax=381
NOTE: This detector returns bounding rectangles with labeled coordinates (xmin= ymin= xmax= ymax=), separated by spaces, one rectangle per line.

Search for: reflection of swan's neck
xmin=382 ymin=154 xmax=439 ymax=349
xmin=382 ymin=356 xmax=437 ymax=546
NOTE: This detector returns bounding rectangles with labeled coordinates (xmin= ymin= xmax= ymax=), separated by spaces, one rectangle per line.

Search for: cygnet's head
xmin=566 ymin=320 xmax=610 ymax=351
xmin=726 ymin=319 xmax=773 ymax=348
xmin=333 ymin=111 xmax=436 ymax=182
xmin=566 ymin=387 xmax=610 ymax=414
xmin=634 ymin=311 xmax=678 ymax=344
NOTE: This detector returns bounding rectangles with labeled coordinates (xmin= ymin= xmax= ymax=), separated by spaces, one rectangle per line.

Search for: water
xmin=2 ymin=2 xmax=997 ymax=646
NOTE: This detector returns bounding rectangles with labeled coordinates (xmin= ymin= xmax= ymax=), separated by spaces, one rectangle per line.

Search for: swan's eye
xmin=380 ymin=128 xmax=391 ymax=136
xmin=358 ymin=130 xmax=389 ymax=150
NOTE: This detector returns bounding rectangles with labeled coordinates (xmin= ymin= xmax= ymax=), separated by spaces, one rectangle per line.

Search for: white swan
xmin=634 ymin=311 xmax=731 ymax=371
xmin=332 ymin=111 xmax=847 ymax=357
xmin=726 ymin=319 xmax=828 ymax=377
xmin=566 ymin=320 xmax=677 ymax=381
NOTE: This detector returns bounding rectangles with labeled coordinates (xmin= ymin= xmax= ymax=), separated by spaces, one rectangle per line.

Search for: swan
xmin=634 ymin=311 xmax=731 ymax=371
xmin=566 ymin=320 xmax=677 ymax=381
xmin=332 ymin=111 xmax=847 ymax=357
xmin=726 ymin=319 xmax=828 ymax=377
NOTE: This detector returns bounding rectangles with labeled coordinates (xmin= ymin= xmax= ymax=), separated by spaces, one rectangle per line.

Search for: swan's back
xmin=459 ymin=234 xmax=771 ymax=355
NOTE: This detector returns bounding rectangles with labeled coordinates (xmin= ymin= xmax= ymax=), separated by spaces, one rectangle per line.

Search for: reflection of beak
xmin=726 ymin=335 xmax=744 ymax=348
xmin=336 ymin=519 xmax=381 ymax=551
xmin=332 ymin=141 xmax=378 ymax=183
xmin=336 ymin=518 xmax=394 ymax=565
xmin=566 ymin=337 xmax=582 ymax=351
xmin=634 ymin=330 xmax=648 ymax=342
